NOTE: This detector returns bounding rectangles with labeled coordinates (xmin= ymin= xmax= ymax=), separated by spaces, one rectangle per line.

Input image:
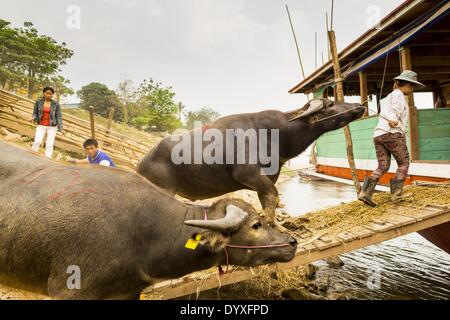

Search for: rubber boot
xmin=390 ymin=179 xmax=410 ymax=202
xmin=358 ymin=177 xmax=377 ymax=207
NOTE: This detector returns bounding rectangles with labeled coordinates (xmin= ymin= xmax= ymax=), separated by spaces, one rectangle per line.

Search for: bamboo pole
xmin=326 ymin=13 xmax=331 ymax=60
xmin=315 ymin=32 xmax=318 ymax=69
xmin=330 ymin=0 xmax=334 ymax=31
xmin=359 ymin=71 xmax=369 ymax=117
xmin=286 ymin=5 xmax=306 ymax=80
xmin=106 ymin=107 xmax=114 ymax=135
xmin=400 ymin=46 xmax=420 ymax=160
xmin=328 ymin=30 xmax=361 ymax=194
xmin=0 ymin=89 xmax=148 ymax=169
xmin=89 ymin=106 xmax=96 ymax=139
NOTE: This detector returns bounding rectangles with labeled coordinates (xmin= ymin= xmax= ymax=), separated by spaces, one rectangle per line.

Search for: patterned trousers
xmin=370 ymin=132 xmax=410 ymax=181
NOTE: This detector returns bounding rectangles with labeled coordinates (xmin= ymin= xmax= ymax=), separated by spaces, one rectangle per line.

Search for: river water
xmin=278 ymin=177 xmax=450 ymax=300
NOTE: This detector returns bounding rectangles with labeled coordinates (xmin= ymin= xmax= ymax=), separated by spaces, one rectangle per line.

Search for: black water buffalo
xmin=137 ymin=99 xmax=365 ymax=223
xmin=0 ymin=141 xmax=297 ymax=300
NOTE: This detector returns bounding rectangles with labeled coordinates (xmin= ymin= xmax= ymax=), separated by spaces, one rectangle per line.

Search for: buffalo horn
xmin=289 ymin=99 xmax=324 ymax=121
xmin=184 ymin=205 xmax=248 ymax=233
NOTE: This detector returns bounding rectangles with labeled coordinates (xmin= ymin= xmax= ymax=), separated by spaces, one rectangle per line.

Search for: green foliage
xmin=77 ymin=82 xmax=123 ymax=121
xmin=186 ymin=107 xmax=221 ymax=129
xmin=115 ymin=78 xmax=219 ymax=132
xmin=130 ymin=79 xmax=182 ymax=132
xmin=0 ymin=19 xmax=73 ymax=98
xmin=49 ymin=75 xmax=74 ymax=102
xmin=116 ymin=78 xmax=138 ymax=125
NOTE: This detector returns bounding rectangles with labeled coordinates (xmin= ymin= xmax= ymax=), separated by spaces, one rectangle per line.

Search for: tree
xmin=186 ymin=107 xmax=221 ymax=129
xmin=116 ymin=79 xmax=141 ymax=125
xmin=77 ymin=82 xmax=123 ymax=121
xmin=0 ymin=19 xmax=24 ymax=89
xmin=49 ymin=75 xmax=74 ymax=102
xmin=131 ymin=79 xmax=182 ymax=132
xmin=0 ymin=19 xmax=73 ymax=97
xmin=177 ymin=102 xmax=186 ymax=121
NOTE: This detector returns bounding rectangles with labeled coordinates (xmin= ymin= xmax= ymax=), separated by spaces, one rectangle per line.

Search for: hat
xmin=394 ymin=70 xmax=425 ymax=88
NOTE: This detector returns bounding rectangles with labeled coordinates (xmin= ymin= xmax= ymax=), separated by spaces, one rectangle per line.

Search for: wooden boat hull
xmin=313 ymin=109 xmax=450 ymax=253
xmin=418 ymin=222 xmax=450 ymax=255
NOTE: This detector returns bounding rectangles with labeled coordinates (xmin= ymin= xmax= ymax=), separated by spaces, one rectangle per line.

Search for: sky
xmin=1 ymin=0 xmax=411 ymax=116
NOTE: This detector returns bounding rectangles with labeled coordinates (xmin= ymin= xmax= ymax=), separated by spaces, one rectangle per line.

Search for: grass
xmin=283 ymin=184 xmax=450 ymax=236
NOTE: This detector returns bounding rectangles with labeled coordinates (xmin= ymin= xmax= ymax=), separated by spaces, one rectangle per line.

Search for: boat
xmin=289 ymin=0 xmax=450 ymax=253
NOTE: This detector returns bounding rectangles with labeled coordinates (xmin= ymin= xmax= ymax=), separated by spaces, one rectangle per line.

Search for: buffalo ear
xmin=199 ymin=231 xmax=229 ymax=253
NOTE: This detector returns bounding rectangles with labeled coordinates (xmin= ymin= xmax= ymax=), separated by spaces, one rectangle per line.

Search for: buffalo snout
xmin=350 ymin=103 xmax=366 ymax=118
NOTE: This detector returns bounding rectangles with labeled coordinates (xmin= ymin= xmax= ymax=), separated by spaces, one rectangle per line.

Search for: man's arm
xmin=67 ymin=157 xmax=89 ymax=164
xmin=99 ymin=160 xmax=112 ymax=167
xmin=55 ymin=102 xmax=63 ymax=131
xmin=386 ymin=93 xmax=404 ymax=123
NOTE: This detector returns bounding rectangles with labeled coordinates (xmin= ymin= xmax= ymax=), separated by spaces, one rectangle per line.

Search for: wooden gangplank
xmin=143 ymin=203 xmax=450 ymax=300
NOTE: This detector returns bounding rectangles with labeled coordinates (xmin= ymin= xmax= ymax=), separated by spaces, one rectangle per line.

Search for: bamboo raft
xmin=143 ymin=198 xmax=450 ymax=300
xmin=0 ymin=89 xmax=149 ymax=169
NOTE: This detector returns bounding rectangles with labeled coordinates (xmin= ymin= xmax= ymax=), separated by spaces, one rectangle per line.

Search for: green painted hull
xmin=316 ymin=108 xmax=450 ymax=161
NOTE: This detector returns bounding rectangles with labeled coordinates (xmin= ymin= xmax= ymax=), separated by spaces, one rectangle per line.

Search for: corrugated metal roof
xmin=289 ymin=0 xmax=449 ymax=95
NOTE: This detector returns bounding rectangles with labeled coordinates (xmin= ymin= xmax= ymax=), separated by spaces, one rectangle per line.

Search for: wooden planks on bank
xmin=0 ymin=89 xmax=150 ymax=169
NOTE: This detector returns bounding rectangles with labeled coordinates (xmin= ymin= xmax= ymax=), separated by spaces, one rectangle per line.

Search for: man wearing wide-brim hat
xmin=358 ymin=70 xmax=425 ymax=207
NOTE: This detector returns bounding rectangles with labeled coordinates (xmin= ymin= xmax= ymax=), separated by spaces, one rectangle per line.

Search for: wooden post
xmin=323 ymin=87 xmax=329 ymax=99
xmin=107 ymin=107 xmax=114 ymax=134
xmin=315 ymin=32 xmax=318 ymax=69
xmin=89 ymin=106 xmax=95 ymax=139
xmin=400 ymin=46 xmax=419 ymax=160
xmin=376 ymin=94 xmax=381 ymax=114
xmin=359 ymin=71 xmax=369 ymax=117
xmin=328 ymin=30 xmax=361 ymax=194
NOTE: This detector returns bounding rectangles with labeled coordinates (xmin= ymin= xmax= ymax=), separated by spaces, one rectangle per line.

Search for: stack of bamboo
xmin=0 ymin=89 xmax=149 ymax=169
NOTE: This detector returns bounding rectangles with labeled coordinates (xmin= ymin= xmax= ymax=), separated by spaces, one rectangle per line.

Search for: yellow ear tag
xmin=185 ymin=234 xmax=202 ymax=250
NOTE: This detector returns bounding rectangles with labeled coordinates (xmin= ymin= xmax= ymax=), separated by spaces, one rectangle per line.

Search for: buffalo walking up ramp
xmin=143 ymin=184 xmax=450 ymax=300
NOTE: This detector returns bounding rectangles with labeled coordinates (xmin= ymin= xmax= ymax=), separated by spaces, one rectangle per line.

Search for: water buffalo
xmin=0 ymin=141 xmax=297 ymax=300
xmin=137 ymin=99 xmax=365 ymax=223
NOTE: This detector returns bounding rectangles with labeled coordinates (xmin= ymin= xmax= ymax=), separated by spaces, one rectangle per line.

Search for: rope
xmin=202 ymin=210 xmax=293 ymax=276
xmin=379 ymin=39 xmax=392 ymax=100
xmin=313 ymin=106 xmax=363 ymax=123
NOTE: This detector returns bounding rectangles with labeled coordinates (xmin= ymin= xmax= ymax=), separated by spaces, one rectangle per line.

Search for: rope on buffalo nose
xmin=314 ymin=105 xmax=363 ymax=123
xmin=218 ymin=243 xmax=293 ymax=276
xmin=202 ymin=208 xmax=293 ymax=276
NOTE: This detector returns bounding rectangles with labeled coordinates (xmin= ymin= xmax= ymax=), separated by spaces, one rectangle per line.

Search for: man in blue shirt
xmin=70 ymin=138 xmax=116 ymax=167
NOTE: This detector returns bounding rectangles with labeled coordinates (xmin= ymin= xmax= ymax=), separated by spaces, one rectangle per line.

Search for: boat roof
xmin=289 ymin=0 xmax=450 ymax=97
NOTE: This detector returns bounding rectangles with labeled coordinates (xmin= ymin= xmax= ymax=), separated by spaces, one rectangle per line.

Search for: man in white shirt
xmin=358 ymin=70 xmax=425 ymax=207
